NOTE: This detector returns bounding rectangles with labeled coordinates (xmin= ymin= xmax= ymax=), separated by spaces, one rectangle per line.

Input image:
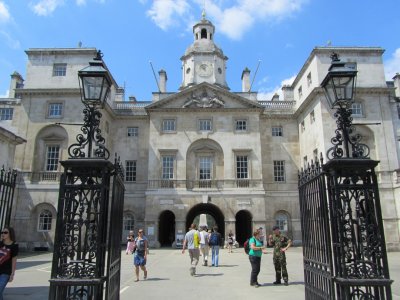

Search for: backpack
xmin=209 ymin=233 xmax=219 ymax=246
xmin=244 ymin=238 xmax=251 ymax=254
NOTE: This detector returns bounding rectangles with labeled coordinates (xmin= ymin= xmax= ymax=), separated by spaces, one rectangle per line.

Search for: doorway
xmin=186 ymin=203 xmax=225 ymax=237
xmin=235 ymin=210 xmax=252 ymax=246
xmin=158 ymin=210 xmax=176 ymax=247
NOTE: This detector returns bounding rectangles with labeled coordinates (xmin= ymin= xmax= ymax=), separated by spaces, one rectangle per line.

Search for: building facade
xmin=2 ymin=16 xmax=400 ymax=251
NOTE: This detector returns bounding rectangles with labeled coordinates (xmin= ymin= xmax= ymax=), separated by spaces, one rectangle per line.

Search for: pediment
xmin=145 ymin=83 xmax=263 ymax=111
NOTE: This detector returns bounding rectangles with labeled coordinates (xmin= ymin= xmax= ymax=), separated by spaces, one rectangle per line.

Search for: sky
xmin=1 ymin=0 xmax=400 ymax=101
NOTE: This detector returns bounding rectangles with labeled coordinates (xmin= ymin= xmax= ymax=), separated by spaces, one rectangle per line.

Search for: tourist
xmin=268 ymin=226 xmax=292 ymax=285
xmin=126 ymin=231 xmax=135 ymax=255
xmin=182 ymin=224 xmax=200 ymax=276
xmin=133 ymin=229 xmax=148 ymax=282
xmin=209 ymin=226 xmax=222 ymax=267
xmin=0 ymin=227 xmax=18 ymax=299
xmin=199 ymin=226 xmax=209 ymax=266
xmin=227 ymin=230 xmax=235 ymax=253
xmin=248 ymin=229 xmax=267 ymax=287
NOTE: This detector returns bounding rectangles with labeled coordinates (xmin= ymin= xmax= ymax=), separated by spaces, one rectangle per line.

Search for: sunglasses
xmin=1 ymin=231 xmax=9 ymax=234
xmin=138 ymin=231 xmax=143 ymax=234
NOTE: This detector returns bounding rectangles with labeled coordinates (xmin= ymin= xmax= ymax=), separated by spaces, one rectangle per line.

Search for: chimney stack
xmin=9 ymin=72 xmax=24 ymax=98
xmin=159 ymin=69 xmax=167 ymax=93
xmin=241 ymin=67 xmax=251 ymax=92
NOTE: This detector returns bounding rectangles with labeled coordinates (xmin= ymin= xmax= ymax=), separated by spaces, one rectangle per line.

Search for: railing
xmin=258 ymin=100 xmax=295 ymax=110
xmin=17 ymin=174 xmax=263 ymax=189
xmin=147 ymin=179 xmax=263 ymax=190
xmin=112 ymin=101 xmax=151 ymax=110
xmin=19 ymin=171 xmax=63 ymax=183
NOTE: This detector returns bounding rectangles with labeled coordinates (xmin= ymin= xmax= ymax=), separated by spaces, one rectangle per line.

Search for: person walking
xmin=133 ymin=229 xmax=148 ymax=282
xmin=199 ymin=226 xmax=209 ymax=266
xmin=0 ymin=227 xmax=18 ymax=300
xmin=248 ymin=229 xmax=267 ymax=287
xmin=227 ymin=231 xmax=235 ymax=253
xmin=126 ymin=231 xmax=135 ymax=255
xmin=268 ymin=225 xmax=292 ymax=286
xmin=209 ymin=226 xmax=222 ymax=267
xmin=182 ymin=223 xmax=200 ymax=276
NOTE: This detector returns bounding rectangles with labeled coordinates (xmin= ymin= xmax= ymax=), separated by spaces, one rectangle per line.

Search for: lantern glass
xmin=321 ymin=54 xmax=357 ymax=108
xmin=81 ymin=75 xmax=110 ymax=105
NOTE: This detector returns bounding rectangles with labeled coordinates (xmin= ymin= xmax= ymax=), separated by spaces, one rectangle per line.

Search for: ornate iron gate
xmin=49 ymin=157 xmax=125 ymax=300
xmin=299 ymin=159 xmax=334 ymax=299
xmin=0 ymin=167 xmax=18 ymax=229
xmin=299 ymin=158 xmax=393 ymax=299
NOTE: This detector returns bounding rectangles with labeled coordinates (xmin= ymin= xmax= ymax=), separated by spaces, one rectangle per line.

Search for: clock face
xmin=197 ymin=63 xmax=213 ymax=77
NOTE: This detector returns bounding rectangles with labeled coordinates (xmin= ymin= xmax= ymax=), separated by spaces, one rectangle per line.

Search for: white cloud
xmin=0 ymin=89 xmax=9 ymax=98
xmin=76 ymin=0 xmax=86 ymax=5
xmin=146 ymin=0 xmax=190 ymax=31
xmin=141 ymin=0 xmax=308 ymax=40
xmin=257 ymin=75 xmax=296 ymax=100
xmin=0 ymin=30 xmax=20 ymax=49
xmin=31 ymin=0 xmax=65 ymax=16
xmin=0 ymin=1 xmax=11 ymax=23
xmin=384 ymin=48 xmax=400 ymax=80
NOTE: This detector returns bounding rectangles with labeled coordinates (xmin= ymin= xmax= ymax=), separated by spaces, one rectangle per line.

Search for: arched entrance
xmin=235 ymin=210 xmax=252 ymax=246
xmin=158 ymin=210 xmax=176 ymax=247
xmin=186 ymin=203 xmax=225 ymax=237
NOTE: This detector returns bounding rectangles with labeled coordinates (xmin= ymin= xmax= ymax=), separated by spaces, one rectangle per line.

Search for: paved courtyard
xmin=3 ymin=247 xmax=400 ymax=299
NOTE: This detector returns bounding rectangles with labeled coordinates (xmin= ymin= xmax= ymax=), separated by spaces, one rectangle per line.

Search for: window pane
xmin=125 ymin=160 xmax=137 ymax=182
xmin=46 ymin=145 xmax=60 ymax=171
xmin=123 ymin=214 xmax=135 ymax=231
xmin=275 ymin=213 xmax=288 ymax=231
xmin=127 ymin=127 xmax=138 ymax=137
xmin=274 ymin=160 xmax=285 ymax=182
xmin=39 ymin=209 xmax=52 ymax=231
xmin=0 ymin=108 xmax=13 ymax=120
xmin=48 ymin=103 xmax=63 ymax=117
xmin=236 ymin=120 xmax=247 ymax=131
xmin=272 ymin=127 xmax=283 ymax=137
xmin=162 ymin=156 xmax=174 ymax=179
xmin=162 ymin=119 xmax=176 ymax=132
xmin=53 ymin=64 xmax=67 ymax=76
xmin=351 ymin=103 xmax=362 ymax=116
xmin=199 ymin=119 xmax=212 ymax=131
xmin=199 ymin=157 xmax=212 ymax=180
xmin=236 ymin=155 xmax=248 ymax=179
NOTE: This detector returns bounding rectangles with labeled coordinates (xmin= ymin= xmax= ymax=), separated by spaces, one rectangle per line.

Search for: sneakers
xmin=273 ymin=280 xmax=281 ymax=285
xmin=190 ymin=267 xmax=195 ymax=276
xmin=204 ymin=260 xmax=208 ymax=266
xmin=284 ymin=280 xmax=289 ymax=286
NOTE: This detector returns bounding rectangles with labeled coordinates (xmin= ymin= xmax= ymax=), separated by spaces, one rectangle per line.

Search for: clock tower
xmin=180 ymin=11 xmax=229 ymax=90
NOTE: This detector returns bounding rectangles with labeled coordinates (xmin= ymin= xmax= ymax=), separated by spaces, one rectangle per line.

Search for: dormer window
xmin=201 ymin=28 xmax=207 ymax=39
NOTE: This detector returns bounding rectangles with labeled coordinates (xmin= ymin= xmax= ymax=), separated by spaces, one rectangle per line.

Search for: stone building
xmin=1 ymin=15 xmax=400 ymax=251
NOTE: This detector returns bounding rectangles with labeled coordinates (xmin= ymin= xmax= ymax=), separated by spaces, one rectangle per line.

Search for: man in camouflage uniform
xmin=268 ymin=225 xmax=292 ymax=286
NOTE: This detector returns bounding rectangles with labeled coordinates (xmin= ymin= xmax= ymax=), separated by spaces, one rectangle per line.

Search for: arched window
xmin=123 ymin=213 xmax=135 ymax=231
xmin=275 ymin=212 xmax=288 ymax=231
xmin=201 ymin=28 xmax=207 ymax=39
xmin=38 ymin=209 xmax=52 ymax=231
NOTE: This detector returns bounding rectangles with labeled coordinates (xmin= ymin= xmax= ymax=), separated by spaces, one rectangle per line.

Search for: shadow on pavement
xmin=195 ymin=273 xmax=224 ymax=277
xmin=260 ymin=281 xmax=305 ymax=287
xmin=142 ymin=278 xmax=170 ymax=281
xmin=4 ymin=286 xmax=49 ymax=299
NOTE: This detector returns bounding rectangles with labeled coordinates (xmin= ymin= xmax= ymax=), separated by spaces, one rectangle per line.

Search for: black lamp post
xmin=321 ymin=53 xmax=369 ymax=159
xmin=68 ymin=50 xmax=112 ymax=159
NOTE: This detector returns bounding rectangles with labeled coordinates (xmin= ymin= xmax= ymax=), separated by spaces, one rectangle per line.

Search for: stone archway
xmin=235 ymin=210 xmax=252 ymax=246
xmin=186 ymin=203 xmax=225 ymax=237
xmin=158 ymin=210 xmax=176 ymax=247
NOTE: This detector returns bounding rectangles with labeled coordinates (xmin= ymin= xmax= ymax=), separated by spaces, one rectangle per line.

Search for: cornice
xmin=16 ymin=88 xmax=80 ymax=96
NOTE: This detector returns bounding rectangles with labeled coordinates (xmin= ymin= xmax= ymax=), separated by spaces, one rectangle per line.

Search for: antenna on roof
xmin=149 ymin=61 xmax=161 ymax=93
xmin=249 ymin=60 xmax=261 ymax=93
